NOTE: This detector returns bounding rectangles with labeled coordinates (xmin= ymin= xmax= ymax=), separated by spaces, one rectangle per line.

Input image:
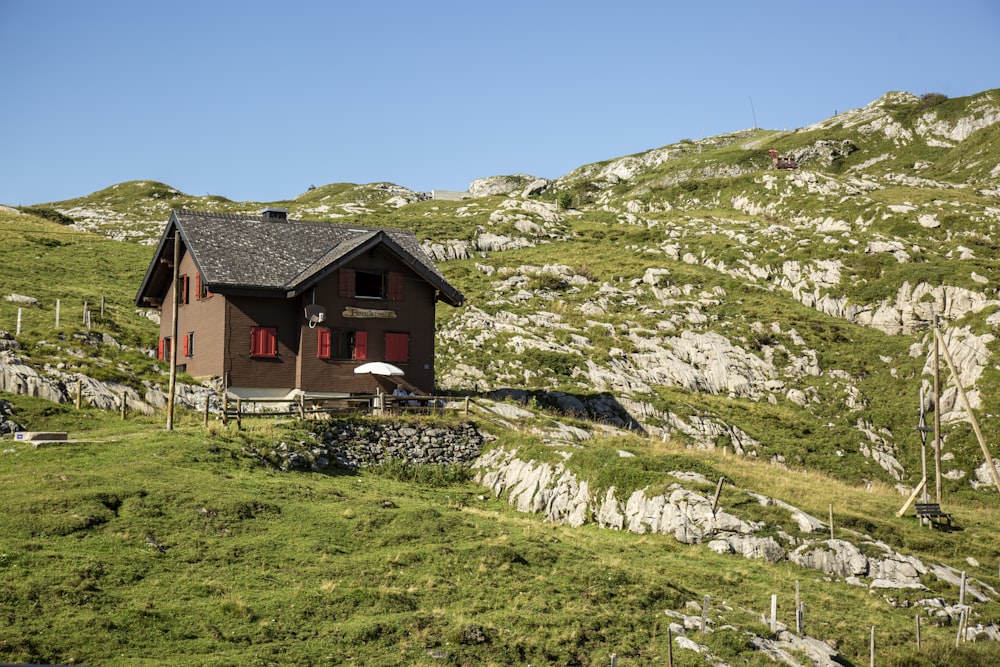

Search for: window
xmin=158 ymin=337 xmax=172 ymax=361
xmin=384 ymin=332 xmax=409 ymax=363
xmin=338 ymin=268 xmax=405 ymax=300
xmin=179 ymin=275 xmax=190 ymax=305
xmin=183 ymin=332 xmax=194 ymax=357
xmin=318 ymin=328 xmax=367 ymax=360
xmin=195 ymin=274 xmax=211 ymax=300
xmin=355 ymin=271 xmax=385 ymax=299
xmin=250 ymin=326 xmax=277 ymax=358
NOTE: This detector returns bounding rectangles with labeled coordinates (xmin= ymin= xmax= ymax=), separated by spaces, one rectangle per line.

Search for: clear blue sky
xmin=2 ymin=0 xmax=998 ymax=206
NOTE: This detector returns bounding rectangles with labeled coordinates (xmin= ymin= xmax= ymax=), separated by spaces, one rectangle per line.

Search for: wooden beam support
xmin=934 ymin=328 xmax=1000 ymax=494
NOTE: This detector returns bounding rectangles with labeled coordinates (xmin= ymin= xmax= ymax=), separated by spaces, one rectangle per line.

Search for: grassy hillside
xmin=1 ymin=400 xmax=998 ymax=666
xmin=0 ymin=208 xmax=163 ymax=390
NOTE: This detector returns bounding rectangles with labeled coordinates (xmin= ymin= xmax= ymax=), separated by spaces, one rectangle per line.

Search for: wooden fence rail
xmin=219 ymin=393 xmax=472 ymax=427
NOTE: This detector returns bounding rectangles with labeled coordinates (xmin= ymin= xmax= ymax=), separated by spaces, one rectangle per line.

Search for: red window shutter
xmin=157 ymin=338 xmax=164 ymax=360
xmin=251 ymin=327 xmax=277 ymax=358
xmin=180 ymin=275 xmax=189 ymax=304
xmin=317 ymin=328 xmax=331 ymax=359
xmin=387 ymin=272 xmax=405 ymax=300
xmin=250 ymin=328 xmax=262 ymax=356
xmin=385 ymin=332 xmax=409 ymax=363
xmin=195 ymin=274 xmax=202 ymax=301
xmin=339 ymin=268 xmax=356 ymax=298
xmin=353 ymin=331 xmax=368 ymax=360
xmin=183 ymin=333 xmax=190 ymax=357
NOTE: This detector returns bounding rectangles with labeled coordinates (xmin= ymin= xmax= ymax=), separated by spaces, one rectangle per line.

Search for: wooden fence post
xmin=16 ymin=308 xmax=22 ymax=336
xmin=701 ymin=594 xmax=709 ymax=634
xmin=204 ymin=396 xmax=210 ymax=428
xmin=120 ymin=390 xmax=127 ymax=420
xmin=236 ymin=398 xmax=242 ymax=430
xmin=870 ymin=626 xmax=875 ymax=667
xmin=795 ymin=581 xmax=801 ymax=634
xmin=959 ymin=571 xmax=967 ymax=606
xmin=666 ymin=627 xmax=673 ymax=667
xmin=770 ymin=594 xmax=777 ymax=633
xmin=916 ymin=614 xmax=921 ymax=652
xmin=56 ymin=299 xmax=60 ymax=328
xmin=75 ymin=379 xmax=82 ymax=409
xmin=829 ymin=504 xmax=834 ymax=540
xmin=712 ymin=476 xmax=725 ymax=512
xmin=298 ymin=394 xmax=305 ymax=420
xmin=464 ymin=396 xmax=470 ymax=415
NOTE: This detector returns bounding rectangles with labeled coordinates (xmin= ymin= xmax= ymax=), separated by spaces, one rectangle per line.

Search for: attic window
xmin=339 ymin=269 xmax=405 ymax=300
xmin=354 ymin=271 xmax=386 ymax=299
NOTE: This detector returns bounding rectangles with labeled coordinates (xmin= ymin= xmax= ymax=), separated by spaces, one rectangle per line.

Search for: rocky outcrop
xmin=0 ymin=399 xmax=24 ymax=435
xmin=474 ymin=447 xmax=996 ymax=607
xmin=469 ymin=175 xmax=539 ymax=198
xmin=790 ymin=539 xmax=869 ymax=578
xmin=0 ymin=351 xmax=68 ymax=404
xmin=0 ymin=348 xmax=215 ymax=416
xmin=476 ymin=449 xmax=787 ymax=565
xmin=4 ymin=294 xmax=39 ymax=307
xmin=792 ymin=139 xmax=857 ymax=167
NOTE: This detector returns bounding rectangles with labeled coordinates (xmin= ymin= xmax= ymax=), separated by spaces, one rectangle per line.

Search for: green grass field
xmin=2 ymin=397 xmax=999 ymax=666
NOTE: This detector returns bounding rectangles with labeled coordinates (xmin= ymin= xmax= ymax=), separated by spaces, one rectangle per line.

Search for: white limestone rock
xmin=790 ymin=539 xmax=868 ymax=577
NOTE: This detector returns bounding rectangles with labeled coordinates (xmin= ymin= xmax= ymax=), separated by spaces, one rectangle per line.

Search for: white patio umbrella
xmin=353 ymin=361 xmax=405 ymax=376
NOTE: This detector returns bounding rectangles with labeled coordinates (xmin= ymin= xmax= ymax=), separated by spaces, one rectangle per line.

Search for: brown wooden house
xmin=135 ymin=208 xmax=464 ymax=399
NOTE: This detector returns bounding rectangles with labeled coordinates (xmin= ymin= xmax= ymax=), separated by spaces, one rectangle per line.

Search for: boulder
xmin=0 ymin=331 xmax=21 ymax=352
xmin=469 ymin=175 xmax=537 ymax=198
xmin=595 ymin=487 xmax=625 ymax=530
xmin=0 ymin=398 xmax=24 ymax=435
xmin=790 ymin=539 xmax=868 ymax=577
xmin=4 ymin=294 xmax=39 ymax=306
xmin=0 ymin=352 xmax=67 ymax=404
xmin=521 ymin=178 xmax=550 ymax=198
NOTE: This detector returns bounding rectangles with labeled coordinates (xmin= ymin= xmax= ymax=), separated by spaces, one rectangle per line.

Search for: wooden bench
xmin=915 ymin=503 xmax=952 ymax=526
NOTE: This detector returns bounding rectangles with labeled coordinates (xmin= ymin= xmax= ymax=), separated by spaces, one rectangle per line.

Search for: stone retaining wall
xmin=257 ymin=420 xmax=485 ymax=472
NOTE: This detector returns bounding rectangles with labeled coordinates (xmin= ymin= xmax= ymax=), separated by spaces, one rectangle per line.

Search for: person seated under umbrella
xmin=392 ymin=385 xmax=419 ymax=407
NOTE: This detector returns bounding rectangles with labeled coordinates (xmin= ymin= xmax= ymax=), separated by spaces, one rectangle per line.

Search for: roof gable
xmin=135 ymin=210 xmax=464 ymax=306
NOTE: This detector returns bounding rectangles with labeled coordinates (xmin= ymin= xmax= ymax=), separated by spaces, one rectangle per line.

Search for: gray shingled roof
xmin=135 ymin=209 xmax=464 ymax=306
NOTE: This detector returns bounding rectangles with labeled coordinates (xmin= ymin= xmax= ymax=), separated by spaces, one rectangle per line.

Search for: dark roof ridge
xmin=174 ymin=208 xmax=255 ymax=221
xmin=174 ymin=208 xmax=410 ymax=233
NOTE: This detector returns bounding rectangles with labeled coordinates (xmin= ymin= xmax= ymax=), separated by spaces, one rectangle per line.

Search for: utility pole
xmin=166 ymin=231 xmax=180 ymax=431
xmin=932 ymin=312 xmax=942 ymax=504
xmin=917 ymin=387 xmax=931 ymax=503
